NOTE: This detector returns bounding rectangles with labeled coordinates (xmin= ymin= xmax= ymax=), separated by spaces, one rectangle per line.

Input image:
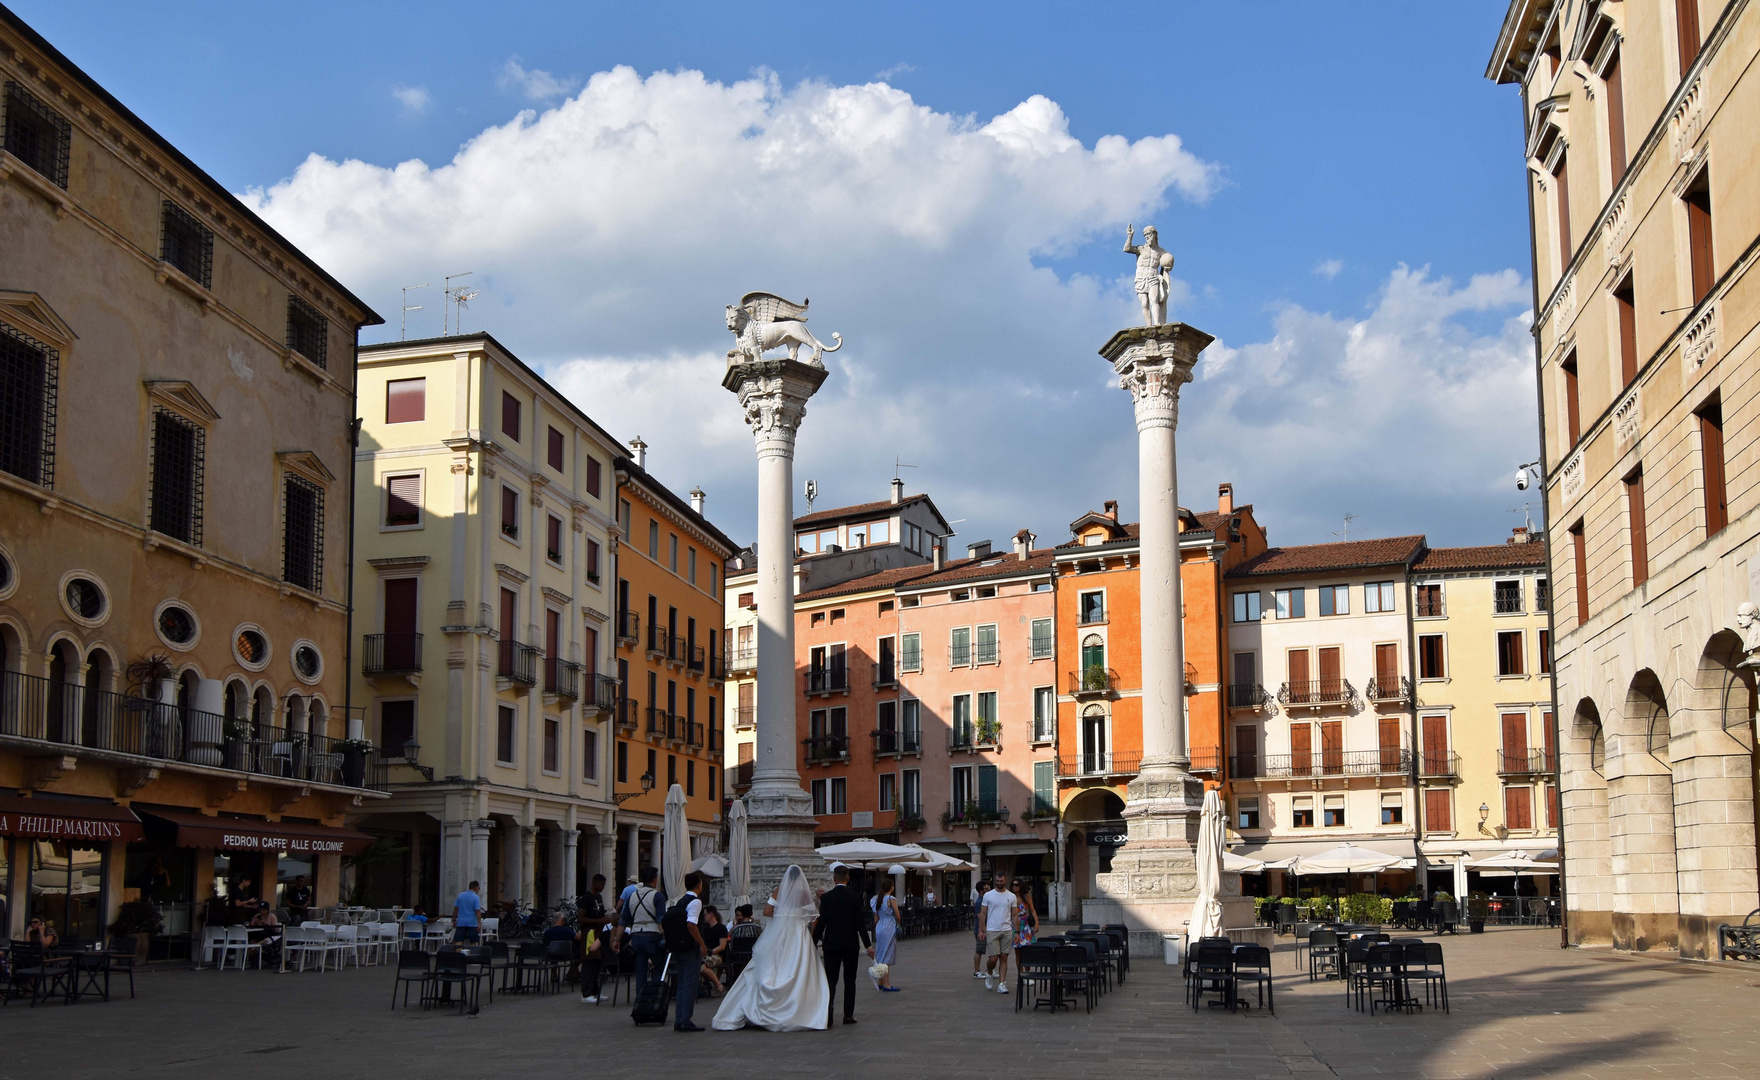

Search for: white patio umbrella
xmin=662 ymin=783 xmax=688 ymax=900
xmin=1222 ymin=850 xmax=1266 ymax=874
xmin=1188 ymin=788 xmax=1226 ymax=940
xmin=1287 ymin=843 xmax=1405 ymax=875
xmin=690 ymin=854 xmax=728 ymax=877
xmin=727 ymin=799 xmax=752 ymax=908
xmin=895 ymin=844 xmax=973 ymax=871
xmin=1465 ymin=850 xmax=1560 ymax=874
xmin=815 ymin=838 xmax=917 ymax=868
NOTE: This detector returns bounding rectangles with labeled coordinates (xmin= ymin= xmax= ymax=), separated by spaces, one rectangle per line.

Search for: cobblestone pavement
xmin=6 ymin=927 xmax=1758 ymax=1080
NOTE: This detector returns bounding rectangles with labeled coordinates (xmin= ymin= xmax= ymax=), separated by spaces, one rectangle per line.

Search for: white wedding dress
xmin=711 ymin=866 xmax=829 ymax=1031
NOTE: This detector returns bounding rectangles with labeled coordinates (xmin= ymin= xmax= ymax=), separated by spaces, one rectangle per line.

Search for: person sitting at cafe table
xmin=250 ymin=902 xmax=283 ymax=961
xmin=284 ymin=875 xmax=313 ymax=924
xmin=26 ymin=917 xmax=58 ymax=949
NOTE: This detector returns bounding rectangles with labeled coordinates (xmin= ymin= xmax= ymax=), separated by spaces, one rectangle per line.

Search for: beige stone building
xmin=0 ymin=9 xmax=383 ymax=953
xmin=1489 ymin=0 xmax=1760 ymax=956
xmin=349 ymin=334 xmax=624 ymax=913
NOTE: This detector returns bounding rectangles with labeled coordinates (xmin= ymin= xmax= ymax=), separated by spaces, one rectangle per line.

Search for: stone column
xmin=468 ymin=819 xmax=494 ymax=895
xmin=624 ymin=824 xmax=640 ymax=883
xmin=519 ymin=825 xmax=539 ymax=905
xmin=599 ymin=829 xmax=619 ymax=888
xmin=560 ymin=828 xmax=580 ymax=905
xmin=1092 ymin=323 xmax=1250 ymax=953
xmin=723 ymin=353 xmax=831 ymax=899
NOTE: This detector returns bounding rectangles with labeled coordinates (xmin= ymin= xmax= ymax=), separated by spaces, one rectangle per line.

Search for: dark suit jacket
xmin=815 ymin=884 xmax=872 ymax=953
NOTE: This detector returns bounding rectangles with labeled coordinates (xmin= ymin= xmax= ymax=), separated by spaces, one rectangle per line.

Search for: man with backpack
xmin=621 ymin=866 xmax=666 ymax=994
xmin=662 ymin=870 xmax=708 ymax=1032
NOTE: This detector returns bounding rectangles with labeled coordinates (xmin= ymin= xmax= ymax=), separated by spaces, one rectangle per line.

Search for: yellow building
xmin=350 ymin=334 xmax=623 ymax=912
xmin=1 ymin=8 xmax=383 ymax=952
xmin=612 ymin=443 xmax=736 ymax=879
xmin=1411 ymin=536 xmax=1556 ymax=900
xmin=722 ymin=552 xmax=758 ymax=796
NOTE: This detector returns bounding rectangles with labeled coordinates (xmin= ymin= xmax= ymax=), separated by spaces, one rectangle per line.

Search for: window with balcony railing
xmin=1415 ymin=583 xmax=1445 ymax=617
xmin=1029 ymin=618 xmax=1053 ymax=659
xmin=1494 ymin=579 xmax=1523 ymax=613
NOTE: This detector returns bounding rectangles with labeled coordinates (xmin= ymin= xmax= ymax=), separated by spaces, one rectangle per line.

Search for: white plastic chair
xmin=328 ymin=925 xmax=361 ymax=969
xmin=424 ymin=919 xmax=452 ymax=953
xmin=222 ymin=925 xmax=262 ymax=970
xmin=282 ymin=925 xmax=322 ymax=972
xmin=402 ymin=918 xmax=426 ymax=948
xmin=199 ymin=925 xmax=227 ymax=969
xmin=479 ymin=917 xmax=500 ymax=942
xmin=375 ymin=922 xmax=399 ymax=963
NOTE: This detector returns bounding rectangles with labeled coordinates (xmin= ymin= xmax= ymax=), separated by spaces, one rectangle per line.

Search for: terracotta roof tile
xmin=900 ymin=549 xmax=1058 ymax=588
xmin=1054 ymin=509 xmax=1231 ymax=550
xmin=1414 ymin=543 xmax=1547 ymax=572
xmin=795 ymin=562 xmax=940 ymax=604
xmin=1226 ymin=535 xmax=1426 ymax=578
xmin=794 ymin=495 xmax=931 ymax=528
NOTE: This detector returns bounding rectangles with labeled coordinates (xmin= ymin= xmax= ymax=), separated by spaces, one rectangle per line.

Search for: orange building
xmin=611 ymin=447 xmax=737 ymax=880
xmin=1054 ymin=483 xmax=1266 ymax=900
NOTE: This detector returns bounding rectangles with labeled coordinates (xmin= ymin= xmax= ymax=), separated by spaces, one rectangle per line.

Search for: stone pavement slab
xmin=5 ymin=927 xmax=1759 ymax=1080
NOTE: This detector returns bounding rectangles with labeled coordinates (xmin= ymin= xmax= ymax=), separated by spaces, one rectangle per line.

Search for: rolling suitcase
xmin=630 ymin=953 xmax=673 ymax=1025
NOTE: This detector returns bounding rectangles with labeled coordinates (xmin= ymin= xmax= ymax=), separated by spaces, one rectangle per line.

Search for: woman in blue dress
xmin=869 ymin=876 xmax=902 ymax=991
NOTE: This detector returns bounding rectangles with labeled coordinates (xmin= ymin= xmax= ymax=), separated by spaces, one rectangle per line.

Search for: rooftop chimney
xmin=1012 ymin=529 xmax=1034 ymax=558
xmin=1103 ymin=500 xmax=1119 ymax=521
xmin=932 ymin=538 xmax=945 ymax=571
xmin=890 ymin=477 xmax=904 ymax=504
xmin=1509 ymin=525 xmax=1530 ymax=545
xmin=628 ymin=436 xmax=647 ymax=469
xmin=689 ymin=487 xmax=705 ymax=513
xmin=967 ymin=540 xmax=993 ymax=560
xmin=1217 ymin=483 xmax=1234 ymax=516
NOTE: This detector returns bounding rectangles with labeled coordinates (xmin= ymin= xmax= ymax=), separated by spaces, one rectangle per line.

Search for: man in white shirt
xmin=980 ymin=874 xmax=1019 ymax=993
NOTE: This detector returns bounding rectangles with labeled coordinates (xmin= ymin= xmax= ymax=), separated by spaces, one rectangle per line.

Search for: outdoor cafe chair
xmin=509 ymin=940 xmax=549 ymax=994
xmin=1013 ymin=943 xmax=1059 ymax=1012
xmin=1433 ymin=902 xmax=1460 ymax=934
xmin=328 ymin=925 xmax=362 ymax=969
xmin=1189 ymin=942 xmax=1237 ymax=1012
xmin=1051 ymin=944 xmax=1095 ymax=1013
xmin=429 ymin=951 xmax=483 ymax=1014
xmin=479 ymin=917 xmax=500 ymax=942
xmin=4 ymin=942 xmax=73 ymax=1006
xmin=485 ymin=940 xmax=515 ymax=994
xmin=197 ymin=925 xmax=228 ymax=969
xmin=605 ymin=940 xmax=638 ymax=1005
xmin=221 ymin=925 xmax=262 ymax=970
xmin=402 ymin=918 xmax=427 ymax=947
xmin=1341 ymin=939 xmax=1374 ymax=1003
xmin=425 ymin=919 xmax=454 ymax=952
xmin=457 ymin=945 xmax=496 ymax=1003
xmin=1407 ymin=941 xmax=1448 ymax=1013
xmin=1066 ymin=932 xmax=1111 ymax=992
xmin=1358 ymin=943 xmax=1414 ymax=1015
xmin=376 ymin=922 xmax=400 ymax=963
xmin=1233 ymin=944 xmax=1275 ymax=1013
xmin=543 ymin=940 xmax=572 ymax=993
xmin=392 ymin=949 xmax=434 ymax=1009
xmin=725 ymin=927 xmax=759 ymax=985
xmin=1103 ymin=923 xmax=1132 ymax=977
xmin=104 ymin=935 xmax=138 ymax=999
xmin=282 ymin=926 xmax=327 ymax=972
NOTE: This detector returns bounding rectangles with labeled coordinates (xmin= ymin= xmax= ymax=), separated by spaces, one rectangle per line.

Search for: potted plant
xmin=108 ymin=899 xmax=162 ymax=961
xmin=223 ymin=716 xmax=253 ymax=769
xmin=1467 ymin=892 xmax=1489 ymax=933
xmin=340 ymin=737 xmax=374 ymax=787
xmin=1082 ymin=663 xmax=1108 ymax=692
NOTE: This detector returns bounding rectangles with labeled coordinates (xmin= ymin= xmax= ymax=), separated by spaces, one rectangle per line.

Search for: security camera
xmin=1515 ymin=468 xmax=1530 ymax=491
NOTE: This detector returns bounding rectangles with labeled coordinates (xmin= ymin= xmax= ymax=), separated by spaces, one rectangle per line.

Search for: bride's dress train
xmin=711 ymin=866 xmax=829 ymax=1032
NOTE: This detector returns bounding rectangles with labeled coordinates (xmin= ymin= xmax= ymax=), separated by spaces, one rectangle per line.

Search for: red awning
xmin=0 ymin=793 xmax=143 ymax=843
xmin=140 ymin=810 xmax=375 ymax=856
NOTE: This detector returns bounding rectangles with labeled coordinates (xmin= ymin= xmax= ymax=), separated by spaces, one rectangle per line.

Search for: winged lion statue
xmin=725 ymin=292 xmax=843 ymax=367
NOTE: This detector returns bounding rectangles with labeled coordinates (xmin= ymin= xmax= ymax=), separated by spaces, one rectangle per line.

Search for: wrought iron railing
xmin=687 ymin=644 xmax=706 ymax=673
xmin=1077 ymin=606 xmax=1108 ymax=626
xmin=1415 ymin=593 xmax=1446 ymax=617
xmin=615 ymin=696 xmax=640 ymax=730
xmin=949 ymin=643 xmax=972 ymax=667
xmin=499 ymin=640 xmax=539 ymax=686
xmin=735 ymin=706 xmax=755 ymax=729
xmin=975 ymin=640 xmax=999 ymax=665
xmin=872 ymin=727 xmax=922 ymax=756
xmin=362 ymin=632 xmax=423 ymax=676
xmin=0 ymin=669 xmax=385 ymax=790
xmin=1227 ymin=683 xmax=1272 ymax=709
xmin=709 ymin=653 xmax=727 ymax=681
xmin=669 ymin=635 xmax=689 ymax=665
xmin=1419 ymin=752 xmax=1461 ymax=778
xmin=1239 ymin=749 xmax=1411 ymax=779
xmin=1029 ymin=634 xmax=1054 ymax=659
xmin=1068 ymin=668 xmax=1119 ymax=696
xmin=943 ymin=799 xmax=1009 ymax=827
xmin=586 ymin=673 xmax=619 ymax=712
xmin=729 ymin=647 xmax=756 ymax=673
xmin=1055 ymin=752 xmax=1141 ymax=778
xmin=616 ymin=610 xmax=639 ymax=644
xmin=546 ymin=658 xmax=582 ymax=700
xmin=804 ymin=669 xmax=849 ymax=694
xmin=1187 ymin=748 xmax=1223 ymax=773
xmin=949 ymin=722 xmax=1001 ymax=751
xmin=1365 ymin=675 xmax=1411 ymax=704
xmin=1277 ymin=679 xmax=1355 ymax=706
xmin=1496 ymin=749 xmax=1556 ymax=775
xmin=1494 ymin=590 xmax=1524 ymax=614
xmin=733 ymin=761 xmax=754 ymax=790
xmin=804 ymin=734 xmax=850 ymax=763
xmin=872 ymin=663 xmax=898 ymax=689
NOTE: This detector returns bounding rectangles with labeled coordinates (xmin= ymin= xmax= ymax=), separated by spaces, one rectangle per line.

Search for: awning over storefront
xmin=140 ymin=810 xmax=375 ymax=855
xmin=1232 ymin=838 xmax=1416 ymax=863
xmin=0 ymin=793 xmax=143 ymax=843
xmin=984 ymin=839 xmax=1052 ymax=857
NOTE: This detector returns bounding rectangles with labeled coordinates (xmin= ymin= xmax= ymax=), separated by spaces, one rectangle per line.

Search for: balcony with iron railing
xmin=733 ymin=761 xmax=754 ymax=790
xmin=1277 ymin=678 xmax=1355 ymax=708
xmin=616 ymin=610 xmax=640 ymax=646
xmin=872 ymin=727 xmax=922 ymax=757
xmin=948 ymin=643 xmax=972 ymax=667
xmin=1419 ymin=752 xmax=1461 ymax=779
xmin=729 ymin=647 xmax=757 ymax=674
xmin=1497 ymin=749 xmax=1557 ymax=776
xmin=949 ymin=720 xmax=1002 ymax=753
xmin=1230 ymin=748 xmax=1411 ymax=781
xmin=1227 ymin=683 xmax=1272 ymax=710
xmin=583 ymin=673 xmax=619 ymax=712
xmin=645 ymin=706 xmax=675 ymax=741
xmin=1055 ymin=751 xmax=1142 ymax=779
xmin=545 ymin=657 xmax=582 ymax=700
xmin=615 ymin=696 xmax=640 ymax=731
xmin=804 ymin=668 xmax=850 ymax=696
xmin=1068 ymin=667 xmax=1120 ymax=698
xmin=1029 ymin=634 xmax=1054 ymax=660
xmin=1187 ymin=748 xmax=1223 ymax=774
xmin=872 ymin=661 xmax=898 ymax=690
xmin=1077 ymin=605 xmax=1108 ymax=627
xmin=975 ymin=640 xmax=999 ymax=666
xmin=645 ymin=625 xmax=666 ymax=657
xmin=1365 ymin=675 xmax=1411 ymax=705
xmin=687 ymin=644 xmax=706 ymax=675
xmin=804 ymin=733 xmax=850 ymax=764
xmin=362 ymin=632 xmax=423 ymax=677
xmin=684 ymin=721 xmax=705 ymax=749
xmin=943 ymin=799 xmax=1009 ymax=828
xmin=668 ymin=635 xmax=689 ymax=667
xmin=707 ymin=726 xmax=722 ymax=753
xmin=0 ymin=669 xmax=387 ymax=791
xmin=1415 ymin=593 xmax=1446 ymax=618
xmin=735 ymin=705 xmax=755 ymax=730
xmin=498 ymin=640 xmax=540 ymax=687
xmin=709 ymin=653 xmax=727 ymax=681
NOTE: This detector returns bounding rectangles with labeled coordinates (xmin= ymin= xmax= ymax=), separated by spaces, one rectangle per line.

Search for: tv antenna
xmin=893 ymin=456 xmax=917 ymax=479
xmin=1331 ymin=513 xmax=1357 ymax=541
xmin=401 ymin=283 xmax=428 ymax=340
xmin=1510 ymin=502 xmax=1538 ymax=535
xmin=443 ymin=272 xmax=476 ymax=335
xmin=804 ymin=480 xmax=818 ymax=513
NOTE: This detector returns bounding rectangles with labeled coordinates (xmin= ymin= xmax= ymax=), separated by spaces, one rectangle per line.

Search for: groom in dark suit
xmin=815 ymin=865 xmax=873 ymax=1025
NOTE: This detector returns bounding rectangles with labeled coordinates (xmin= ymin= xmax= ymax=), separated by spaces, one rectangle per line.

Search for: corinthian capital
xmin=1119 ymin=359 xmax=1193 ymax=431
xmin=723 ymin=356 xmax=829 ymax=460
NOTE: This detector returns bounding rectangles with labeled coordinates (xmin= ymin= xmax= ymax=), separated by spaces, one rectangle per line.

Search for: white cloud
xmin=390 ymin=85 xmax=432 ymax=114
xmin=245 ymin=67 xmax=1527 ymax=550
xmin=1314 ymin=258 xmax=1343 ymax=279
xmin=876 ymin=62 xmax=916 ymax=82
xmin=499 ymin=58 xmax=580 ymax=101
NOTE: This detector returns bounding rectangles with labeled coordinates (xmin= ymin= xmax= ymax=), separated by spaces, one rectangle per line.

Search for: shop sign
xmin=219 ymin=832 xmax=349 ymax=854
xmin=1090 ymin=831 xmax=1128 ymax=847
xmin=0 ymin=810 xmax=133 ymax=840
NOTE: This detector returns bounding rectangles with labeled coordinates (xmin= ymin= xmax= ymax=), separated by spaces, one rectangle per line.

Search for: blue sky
xmin=15 ymin=1 xmax=1541 ymax=551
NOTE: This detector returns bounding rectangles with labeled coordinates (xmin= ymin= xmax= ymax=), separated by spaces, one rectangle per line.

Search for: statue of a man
xmin=1124 ymin=223 xmax=1173 ymax=326
xmin=1738 ymin=602 xmax=1760 ymax=667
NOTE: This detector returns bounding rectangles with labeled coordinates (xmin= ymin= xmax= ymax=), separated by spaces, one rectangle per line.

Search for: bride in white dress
xmin=711 ymin=865 xmax=829 ymax=1031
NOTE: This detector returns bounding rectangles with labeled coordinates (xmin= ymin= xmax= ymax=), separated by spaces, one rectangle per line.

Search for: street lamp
xmin=402 ymin=736 xmax=434 ymax=782
xmin=613 ymin=770 xmax=656 ymax=805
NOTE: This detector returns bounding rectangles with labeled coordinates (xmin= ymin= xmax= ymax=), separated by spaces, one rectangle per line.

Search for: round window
xmin=158 ymin=605 xmax=197 ymax=646
xmin=65 ymin=577 xmax=106 ymax=621
xmin=0 ymin=550 xmax=13 ymax=593
xmin=294 ymin=644 xmax=321 ymax=680
xmin=236 ymin=628 xmax=268 ymax=666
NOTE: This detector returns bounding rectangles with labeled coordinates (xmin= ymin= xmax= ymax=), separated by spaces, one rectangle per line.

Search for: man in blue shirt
xmin=453 ymin=880 xmax=483 ymax=943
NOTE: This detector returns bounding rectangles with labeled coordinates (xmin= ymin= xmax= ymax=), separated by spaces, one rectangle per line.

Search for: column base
xmin=1090 ymin=766 xmax=1252 ymax=956
xmin=742 ymin=786 xmax=828 ymax=901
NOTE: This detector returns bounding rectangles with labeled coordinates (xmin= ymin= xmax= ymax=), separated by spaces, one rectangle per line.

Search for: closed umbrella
xmin=728 ymin=799 xmax=751 ymax=908
xmin=662 ymin=783 xmax=688 ymax=900
xmin=1188 ymin=788 xmax=1225 ymax=940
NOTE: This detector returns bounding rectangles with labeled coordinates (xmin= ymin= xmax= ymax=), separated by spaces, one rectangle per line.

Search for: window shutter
xmin=1290 ymin=723 xmax=1312 ymax=776
xmin=386 ymin=473 xmax=421 ymax=526
xmin=548 ymin=426 xmax=564 ymax=470
xmin=1378 ymin=716 xmax=1400 ymax=769
xmin=1505 ymin=786 xmax=1533 ymax=831
xmin=1424 ymin=789 xmax=1451 ymax=832
xmin=502 ymin=391 xmax=521 ymax=440
xmin=1626 ymin=469 xmax=1648 ymax=587
xmin=1320 ymin=721 xmax=1343 ymax=774
xmin=385 ymin=377 xmax=425 ymax=423
xmin=1033 ymin=760 xmax=1053 ymax=816
xmin=1501 ymin=713 xmax=1529 ymax=759
xmin=586 ymin=457 xmax=602 ymax=498
xmin=1374 ymin=643 xmax=1397 ymax=686
xmin=1605 ymin=49 xmax=1626 ymax=183
xmin=1700 ymin=402 xmax=1728 ymax=535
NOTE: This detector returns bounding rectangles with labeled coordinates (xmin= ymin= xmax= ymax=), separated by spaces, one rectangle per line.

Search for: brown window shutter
xmin=385 ymin=377 xmax=425 ymax=423
xmin=1375 ymin=643 xmax=1398 ymax=686
xmin=1320 ymin=720 xmax=1343 ymax=774
xmin=1554 ymin=153 xmax=1572 ymax=270
xmin=1425 ymin=789 xmax=1451 ymax=832
xmin=1626 ymin=469 xmax=1648 ymax=587
xmin=1505 ymin=786 xmax=1533 ymax=831
xmin=384 ymin=577 xmax=419 ymax=668
xmin=1378 ymin=716 xmax=1400 ymax=769
xmin=1700 ymin=400 xmax=1728 ymax=535
xmin=1614 ymin=279 xmax=1637 ymax=386
xmin=1317 ymin=646 xmax=1341 ymax=698
xmin=1561 ymin=352 xmax=1581 ymax=445
xmin=1546 ymin=784 xmax=1560 ymax=829
xmin=1234 ymin=725 xmax=1258 ymax=777
xmin=1605 ymin=50 xmax=1627 ymax=184
xmin=1501 ymin=713 xmax=1529 ymax=761
xmin=386 ymin=473 xmax=421 ymax=526
xmin=1686 ymin=174 xmax=1714 ymax=304
xmin=1422 ymin=715 xmax=1448 ymax=773
xmin=1571 ymin=521 xmax=1590 ymax=626
xmin=502 ymin=391 xmax=521 ymax=440
xmin=1290 ymin=723 xmax=1312 ymax=776
xmin=1676 ymin=0 xmax=1702 ymax=73
xmin=1542 ymin=711 xmax=1555 ymax=768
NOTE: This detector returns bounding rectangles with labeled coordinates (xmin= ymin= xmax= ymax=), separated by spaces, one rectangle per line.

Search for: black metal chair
xmin=458 ymin=945 xmax=495 ymax=1003
xmin=1407 ymin=941 xmax=1448 ymax=1013
xmin=1051 ymin=944 xmax=1094 ymax=1013
xmin=1414 ymin=899 xmax=1434 ymax=928
xmin=1234 ymin=943 xmax=1274 ymax=1013
xmin=391 ymin=949 xmax=433 ymax=1009
xmin=1306 ymin=928 xmax=1340 ymax=981
xmin=1358 ymin=943 xmax=1413 ymax=1015
xmin=507 ymin=940 xmax=548 ymax=994
xmin=104 ymin=937 xmax=138 ymax=1000
xmin=1066 ymin=933 xmax=1111 ymax=992
xmin=431 ymin=949 xmax=483 ymax=1014
xmin=1434 ymin=901 xmax=1459 ymax=934
xmin=1102 ymin=923 xmax=1131 ymax=978
xmin=1014 ymin=943 xmax=1059 ymax=1012
xmin=1189 ymin=942 xmax=1237 ymax=1012
xmin=543 ymin=940 xmax=573 ymax=994
xmin=726 ymin=923 xmax=761 ymax=984
xmin=1341 ymin=938 xmax=1374 ymax=1005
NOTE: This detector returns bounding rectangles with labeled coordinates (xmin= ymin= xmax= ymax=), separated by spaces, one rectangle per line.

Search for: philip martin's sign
xmin=0 ymin=794 xmax=144 ymax=843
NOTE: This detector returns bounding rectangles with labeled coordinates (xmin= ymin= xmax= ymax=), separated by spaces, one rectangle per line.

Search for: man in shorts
xmin=981 ymin=874 xmax=1019 ymax=994
xmin=972 ymin=878 xmax=990 ymax=978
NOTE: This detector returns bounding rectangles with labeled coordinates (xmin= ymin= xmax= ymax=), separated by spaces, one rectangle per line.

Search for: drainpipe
xmin=1405 ymin=551 xmax=1423 ymax=893
xmin=343 ymin=336 xmax=362 ymax=749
